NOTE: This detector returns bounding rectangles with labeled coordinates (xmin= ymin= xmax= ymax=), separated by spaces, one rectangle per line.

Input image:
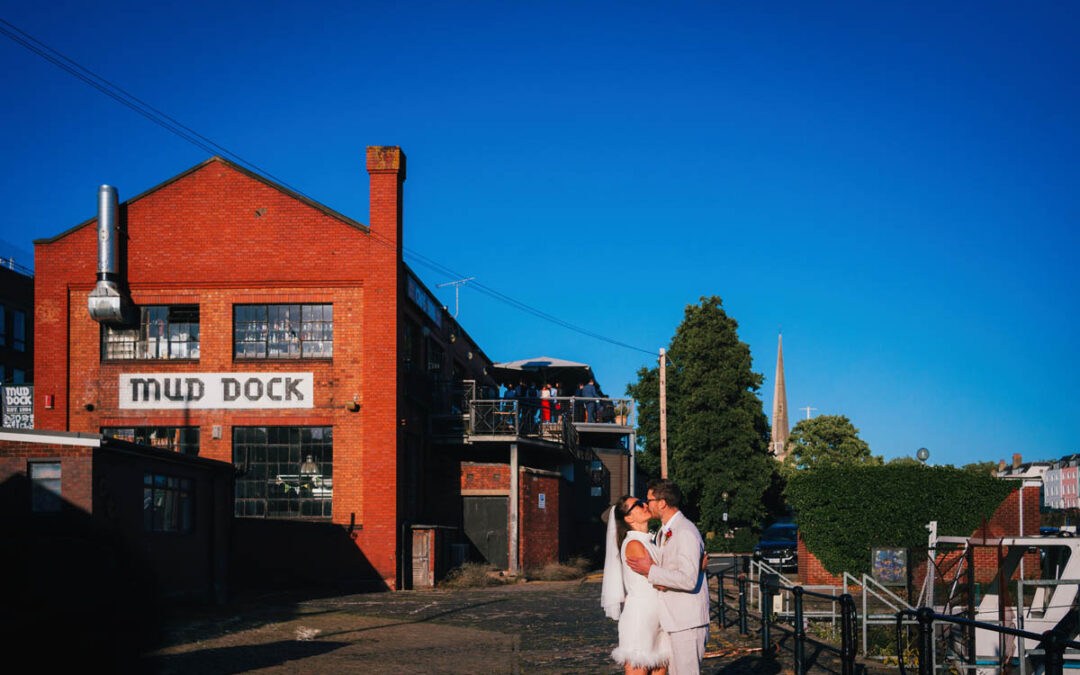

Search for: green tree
xmin=782 ymin=414 xmax=881 ymax=474
xmin=961 ymin=460 xmax=1000 ymax=476
xmin=626 ymin=296 xmax=773 ymax=532
xmin=887 ymin=455 xmax=922 ymax=466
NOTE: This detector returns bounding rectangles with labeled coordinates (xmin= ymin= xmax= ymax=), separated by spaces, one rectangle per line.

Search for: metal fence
xmin=896 ymin=607 xmax=1080 ymax=675
xmin=709 ymin=563 xmax=860 ymax=675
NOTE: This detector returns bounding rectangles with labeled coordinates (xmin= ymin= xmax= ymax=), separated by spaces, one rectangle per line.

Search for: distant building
xmin=1043 ymin=455 xmax=1080 ymax=510
xmin=770 ymin=334 xmax=789 ymax=460
xmin=0 ymin=260 xmax=33 ymax=385
xmin=997 ymin=453 xmax=1052 ymax=508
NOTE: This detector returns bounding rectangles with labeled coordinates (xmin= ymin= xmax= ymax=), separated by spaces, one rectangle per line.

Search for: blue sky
xmin=1 ymin=1 xmax=1076 ymax=466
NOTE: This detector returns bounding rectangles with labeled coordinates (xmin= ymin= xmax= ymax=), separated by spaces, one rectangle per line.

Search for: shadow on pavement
xmin=143 ymin=639 xmax=351 ymax=675
xmin=711 ymin=654 xmax=784 ymax=675
xmin=317 ymin=597 xmax=509 ymax=639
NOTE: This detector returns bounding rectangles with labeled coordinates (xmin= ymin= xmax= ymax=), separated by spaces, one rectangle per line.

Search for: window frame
xmin=29 ymin=461 xmax=62 ymax=512
xmin=12 ymin=309 xmax=25 ymax=352
xmin=232 ymin=426 xmax=333 ymax=519
xmin=233 ymin=304 xmax=333 ymax=360
xmin=101 ymin=305 xmax=200 ymax=361
xmin=143 ymin=473 xmax=194 ymax=533
xmin=102 ymin=426 xmax=200 ymax=456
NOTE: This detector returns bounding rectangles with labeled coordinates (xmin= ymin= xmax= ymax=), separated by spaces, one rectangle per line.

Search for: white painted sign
xmin=538 ymin=493 xmax=546 ymax=509
xmin=2 ymin=385 xmax=34 ymax=429
xmin=119 ymin=373 xmax=314 ymax=409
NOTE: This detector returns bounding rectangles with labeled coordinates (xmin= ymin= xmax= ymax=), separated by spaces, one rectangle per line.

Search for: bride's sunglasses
xmin=632 ymin=500 xmax=648 ymax=510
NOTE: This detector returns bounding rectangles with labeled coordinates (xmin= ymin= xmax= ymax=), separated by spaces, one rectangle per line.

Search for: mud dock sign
xmin=119 ymin=373 xmax=314 ymax=409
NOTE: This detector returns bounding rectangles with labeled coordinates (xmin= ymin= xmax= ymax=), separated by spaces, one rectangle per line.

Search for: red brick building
xmin=0 ymin=427 xmax=233 ymax=667
xmin=33 ymin=147 xmax=610 ymax=589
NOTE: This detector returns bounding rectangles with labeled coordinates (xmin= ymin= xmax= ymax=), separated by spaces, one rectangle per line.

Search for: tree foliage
xmin=627 ymin=296 xmax=773 ymax=532
xmin=961 ymin=461 xmax=1000 ymax=476
xmin=887 ymin=455 xmax=923 ymax=466
xmin=786 ymin=464 xmax=1015 ymax=576
xmin=782 ymin=414 xmax=881 ymax=475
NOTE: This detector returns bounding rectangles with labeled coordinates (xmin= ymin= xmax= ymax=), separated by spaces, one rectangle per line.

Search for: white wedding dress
xmin=611 ymin=530 xmax=672 ymax=669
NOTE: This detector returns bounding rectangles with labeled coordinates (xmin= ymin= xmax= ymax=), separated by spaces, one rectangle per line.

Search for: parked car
xmin=753 ymin=522 xmax=798 ymax=571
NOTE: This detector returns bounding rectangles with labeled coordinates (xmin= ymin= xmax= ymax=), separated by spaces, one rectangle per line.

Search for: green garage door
xmin=463 ymin=496 xmax=508 ymax=569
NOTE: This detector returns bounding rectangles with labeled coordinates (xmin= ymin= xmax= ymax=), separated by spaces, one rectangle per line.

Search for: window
xmin=12 ymin=310 xmax=25 ymax=352
xmin=402 ymin=320 xmax=420 ymax=371
xmin=102 ymin=305 xmax=200 ymax=360
xmin=234 ymin=304 xmax=332 ymax=359
xmin=427 ymin=337 xmax=444 ymax=374
xmin=103 ymin=427 xmax=200 ymax=455
xmin=233 ymin=426 xmax=332 ymax=518
xmin=0 ymin=306 xmax=5 ymax=347
xmin=12 ymin=368 xmax=25 ymax=384
xmin=143 ymin=474 xmax=193 ymax=532
xmin=30 ymin=462 xmax=61 ymax=512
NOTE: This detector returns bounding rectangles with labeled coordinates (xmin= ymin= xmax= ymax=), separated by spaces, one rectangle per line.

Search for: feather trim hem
xmin=611 ymin=646 xmax=671 ymax=669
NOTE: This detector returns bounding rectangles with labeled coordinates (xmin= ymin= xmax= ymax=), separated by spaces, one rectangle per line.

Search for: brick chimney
xmin=359 ymin=145 xmax=406 ymax=588
xmin=366 ymin=146 xmax=405 ymax=256
xmin=1012 ymin=453 xmax=1023 ymax=469
xmin=998 ymin=459 xmax=1006 ymax=473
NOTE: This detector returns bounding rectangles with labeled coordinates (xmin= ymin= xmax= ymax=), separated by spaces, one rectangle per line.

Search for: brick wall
xmin=461 ymin=462 xmax=510 ymax=492
xmin=0 ymin=439 xmax=93 ymax=515
xmin=460 ymin=462 xmax=567 ymax=570
xmin=799 ymin=485 xmax=1041 ymax=586
xmin=519 ymin=468 xmax=562 ymax=568
xmin=34 ymin=150 xmax=407 ymax=588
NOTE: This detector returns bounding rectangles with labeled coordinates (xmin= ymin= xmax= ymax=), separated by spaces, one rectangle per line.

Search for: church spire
xmin=771 ymin=333 xmax=790 ymax=460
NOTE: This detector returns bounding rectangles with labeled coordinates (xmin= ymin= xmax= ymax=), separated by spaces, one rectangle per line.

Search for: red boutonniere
xmin=664 ymin=530 xmax=673 ymax=543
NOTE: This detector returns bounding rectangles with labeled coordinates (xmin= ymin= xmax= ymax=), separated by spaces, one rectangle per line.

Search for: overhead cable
xmin=0 ymin=18 xmax=655 ymax=357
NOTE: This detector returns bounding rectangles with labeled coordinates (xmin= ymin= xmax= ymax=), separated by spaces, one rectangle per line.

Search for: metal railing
xmin=843 ymin=571 xmax=915 ymax=658
xmin=896 ymin=607 xmax=1080 ymax=675
xmin=725 ymin=567 xmax=859 ymax=675
xmin=1016 ymin=579 xmax=1080 ymax=675
xmin=547 ymin=396 xmax=635 ymax=426
xmin=0 ymin=257 xmax=33 ymax=276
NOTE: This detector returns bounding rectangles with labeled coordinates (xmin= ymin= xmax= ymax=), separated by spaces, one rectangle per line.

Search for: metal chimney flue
xmin=88 ymin=185 xmax=133 ymax=324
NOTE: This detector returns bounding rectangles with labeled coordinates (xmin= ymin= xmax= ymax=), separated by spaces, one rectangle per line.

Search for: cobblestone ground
xmin=143 ymin=578 xmax=893 ymax=674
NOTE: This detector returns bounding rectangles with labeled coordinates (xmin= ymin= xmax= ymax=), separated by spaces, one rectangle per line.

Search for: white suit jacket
xmin=646 ymin=510 xmax=710 ymax=632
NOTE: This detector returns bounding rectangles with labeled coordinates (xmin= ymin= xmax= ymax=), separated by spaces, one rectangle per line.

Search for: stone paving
xmin=143 ymin=578 xmax=891 ymax=674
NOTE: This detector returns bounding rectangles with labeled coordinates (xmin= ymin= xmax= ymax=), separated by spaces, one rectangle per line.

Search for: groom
xmin=627 ymin=479 xmax=710 ymax=675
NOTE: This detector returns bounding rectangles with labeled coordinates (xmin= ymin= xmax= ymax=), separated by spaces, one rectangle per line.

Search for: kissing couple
xmin=601 ymin=479 xmax=711 ymax=675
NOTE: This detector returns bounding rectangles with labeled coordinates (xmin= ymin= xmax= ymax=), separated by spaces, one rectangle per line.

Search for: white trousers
xmin=667 ymin=625 xmax=708 ymax=675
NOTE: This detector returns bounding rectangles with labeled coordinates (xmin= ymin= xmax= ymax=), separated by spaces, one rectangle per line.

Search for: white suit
xmin=646 ymin=510 xmax=710 ymax=674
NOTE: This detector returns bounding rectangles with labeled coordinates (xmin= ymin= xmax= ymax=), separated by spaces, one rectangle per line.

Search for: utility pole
xmin=435 ymin=277 xmax=475 ymax=318
xmin=799 ymin=406 xmax=817 ymax=420
xmin=659 ymin=347 xmax=668 ymax=479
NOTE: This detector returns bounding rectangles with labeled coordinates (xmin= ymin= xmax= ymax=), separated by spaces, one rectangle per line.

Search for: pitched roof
xmin=34 ymin=156 xmax=368 ymax=245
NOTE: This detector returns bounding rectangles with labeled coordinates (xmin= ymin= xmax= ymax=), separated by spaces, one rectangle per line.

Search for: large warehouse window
xmin=233 ymin=426 xmax=332 ymax=518
xmin=102 ymin=305 xmax=200 ymax=360
xmin=234 ymin=304 xmax=333 ymax=359
xmin=103 ymin=427 xmax=200 ymax=455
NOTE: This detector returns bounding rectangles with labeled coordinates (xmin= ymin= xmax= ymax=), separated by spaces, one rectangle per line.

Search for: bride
xmin=602 ymin=495 xmax=671 ymax=675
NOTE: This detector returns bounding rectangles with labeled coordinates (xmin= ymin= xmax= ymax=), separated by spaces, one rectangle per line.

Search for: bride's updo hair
xmin=614 ymin=494 xmax=636 ymax=550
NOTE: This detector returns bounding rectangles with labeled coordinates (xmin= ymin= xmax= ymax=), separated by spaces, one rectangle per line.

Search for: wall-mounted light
xmin=346 ymin=396 xmax=360 ymax=412
xmin=84 ymin=403 xmax=95 ymax=412
xmin=449 ymin=333 xmax=457 ymax=343
xmin=467 ymin=351 xmax=473 ymax=360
